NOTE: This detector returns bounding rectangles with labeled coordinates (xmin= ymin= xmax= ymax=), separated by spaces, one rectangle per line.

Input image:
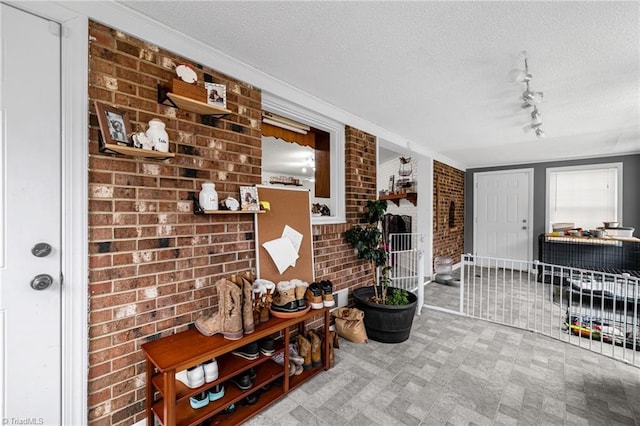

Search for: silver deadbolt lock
xmin=31 ymin=243 xmax=52 ymax=258
xmin=30 ymin=274 xmax=53 ymax=291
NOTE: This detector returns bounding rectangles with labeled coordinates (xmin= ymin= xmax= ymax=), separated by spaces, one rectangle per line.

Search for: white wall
xmin=377 ymin=157 xmax=418 ymax=229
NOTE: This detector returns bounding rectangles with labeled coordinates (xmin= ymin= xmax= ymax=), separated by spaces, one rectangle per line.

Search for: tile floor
xmin=246 ymin=306 xmax=640 ymax=425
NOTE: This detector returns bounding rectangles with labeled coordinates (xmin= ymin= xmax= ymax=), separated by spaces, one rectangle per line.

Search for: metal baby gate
xmin=387 ymin=233 xmax=425 ymax=314
xmin=458 ymin=254 xmax=639 ymax=367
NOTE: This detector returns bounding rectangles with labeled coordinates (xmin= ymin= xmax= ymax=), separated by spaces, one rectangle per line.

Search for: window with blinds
xmin=546 ymin=163 xmax=622 ymax=232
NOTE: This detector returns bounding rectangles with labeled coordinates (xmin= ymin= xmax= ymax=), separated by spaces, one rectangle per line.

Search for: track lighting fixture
xmin=511 ymin=51 xmax=546 ymax=138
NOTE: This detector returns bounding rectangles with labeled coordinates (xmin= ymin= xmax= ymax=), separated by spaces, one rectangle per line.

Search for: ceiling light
xmin=262 ymin=111 xmax=310 ymax=134
xmin=522 ymin=84 xmax=543 ymax=106
xmin=513 ymin=52 xmax=546 ymax=138
xmin=530 ymin=107 xmax=542 ymax=125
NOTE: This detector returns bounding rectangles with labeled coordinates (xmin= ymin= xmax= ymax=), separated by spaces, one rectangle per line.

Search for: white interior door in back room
xmin=473 ymin=169 xmax=533 ymax=263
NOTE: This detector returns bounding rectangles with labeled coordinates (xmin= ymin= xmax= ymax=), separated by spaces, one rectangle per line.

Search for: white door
xmin=0 ymin=4 xmax=62 ymax=424
xmin=474 ymin=169 xmax=533 ymax=262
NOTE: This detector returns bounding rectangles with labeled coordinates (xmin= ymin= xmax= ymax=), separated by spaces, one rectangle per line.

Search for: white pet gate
xmin=459 ymin=254 xmax=640 ymax=368
xmin=387 ymin=233 xmax=425 ymax=314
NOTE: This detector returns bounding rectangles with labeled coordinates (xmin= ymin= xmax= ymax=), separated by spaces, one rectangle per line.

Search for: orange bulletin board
xmin=255 ymin=186 xmax=314 ymax=283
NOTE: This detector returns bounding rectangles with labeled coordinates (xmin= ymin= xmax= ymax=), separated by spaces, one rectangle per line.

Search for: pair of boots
xmin=272 ymin=279 xmax=309 ymax=313
xmin=296 ymin=330 xmax=322 ymax=370
xmin=296 ymin=329 xmax=339 ymax=369
xmin=194 ymin=272 xmax=256 ymax=340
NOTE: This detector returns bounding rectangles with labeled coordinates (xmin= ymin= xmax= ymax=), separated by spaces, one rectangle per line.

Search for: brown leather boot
xmin=307 ymin=330 xmax=322 ymax=367
xmin=261 ymin=280 xmax=275 ymax=322
xmin=328 ymin=330 xmax=337 ymax=368
xmin=296 ymin=334 xmax=312 ymax=370
xmin=231 ymin=274 xmax=255 ymax=335
xmin=223 ymin=279 xmax=244 ymax=340
xmin=195 ymin=278 xmax=227 ymax=336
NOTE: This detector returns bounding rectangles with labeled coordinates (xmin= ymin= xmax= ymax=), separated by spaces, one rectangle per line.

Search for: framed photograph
xmin=205 ymin=82 xmax=227 ymax=109
xmin=388 ymin=175 xmax=395 ymax=192
xmin=95 ymin=101 xmax=132 ymax=146
xmin=240 ymin=186 xmax=260 ymax=211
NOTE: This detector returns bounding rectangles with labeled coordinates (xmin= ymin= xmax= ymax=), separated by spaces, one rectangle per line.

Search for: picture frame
xmin=95 ymin=101 xmax=132 ymax=146
xmin=388 ymin=175 xmax=395 ymax=192
xmin=240 ymin=186 xmax=260 ymax=211
xmin=205 ymin=82 xmax=227 ymax=109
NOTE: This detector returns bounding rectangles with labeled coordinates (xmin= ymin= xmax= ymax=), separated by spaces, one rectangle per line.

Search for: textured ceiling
xmin=119 ymin=1 xmax=640 ymax=168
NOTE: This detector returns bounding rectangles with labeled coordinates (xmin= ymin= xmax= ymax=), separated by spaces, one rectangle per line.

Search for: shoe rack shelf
xmin=142 ymin=308 xmax=330 ymax=426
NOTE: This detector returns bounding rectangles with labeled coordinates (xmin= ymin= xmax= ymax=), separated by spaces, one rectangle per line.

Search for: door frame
xmin=472 ymin=168 xmax=534 ymax=261
xmin=5 ymin=2 xmax=89 ymax=424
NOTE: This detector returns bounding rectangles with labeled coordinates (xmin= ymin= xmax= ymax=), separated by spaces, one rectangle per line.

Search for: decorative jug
xmin=199 ymin=183 xmax=218 ymax=211
xmin=146 ymin=119 xmax=169 ymax=152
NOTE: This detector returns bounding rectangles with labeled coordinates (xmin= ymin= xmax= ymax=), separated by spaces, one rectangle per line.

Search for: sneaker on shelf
xmin=258 ymin=337 xmax=275 ymax=356
xmin=271 ymin=351 xmax=285 ymax=366
xmin=320 ymin=280 xmax=335 ymax=308
xmin=221 ymin=403 xmax=236 ymax=414
xmin=189 ymin=391 xmax=209 ymax=409
xmin=186 ymin=365 xmax=205 ymax=388
xmin=247 ymin=367 xmax=257 ymax=381
xmin=202 ymin=358 xmax=218 ymax=383
xmin=288 ymin=343 xmax=304 ymax=366
xmin=208 ymin=384 xmax=225 ymax=402
xmin=229 ymin=371 xmax=253 ymax=391
xmin=239 ymin=393 xmax=259 ymax=406
xmin=231 ymin=341 xmax=260 ymax=360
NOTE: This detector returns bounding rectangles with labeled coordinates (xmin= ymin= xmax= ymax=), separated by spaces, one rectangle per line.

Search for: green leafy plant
xmin=386 ymin=288 xmax=409 ymax=306
xmin=345 ymin=199 xmax=409 ymax=305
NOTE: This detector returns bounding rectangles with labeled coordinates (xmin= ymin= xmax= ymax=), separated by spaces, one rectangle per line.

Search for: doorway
xmin=473 ymin=169 xmax=533 ymax=263
xmin=1 ymin=4 xmax=69 ymax=424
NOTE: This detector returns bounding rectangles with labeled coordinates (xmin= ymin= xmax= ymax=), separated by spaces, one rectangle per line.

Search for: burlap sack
xmin=331 ymin=307 xmax=368 ymax=343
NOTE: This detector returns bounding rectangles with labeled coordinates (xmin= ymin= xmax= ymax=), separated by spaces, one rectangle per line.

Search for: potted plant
xmin=345 ymin=199 xmax=418 ymax=343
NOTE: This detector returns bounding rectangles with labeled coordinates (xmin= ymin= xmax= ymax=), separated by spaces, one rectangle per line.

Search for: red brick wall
xmin=87 ymin=22 xmax=377 ymax=425
xmin=433 ymin=160 xmax=465 ymax=265
xmin=88 ymin=22 xmax=262 ymax=425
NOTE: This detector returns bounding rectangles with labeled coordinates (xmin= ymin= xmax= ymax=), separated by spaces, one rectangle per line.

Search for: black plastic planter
xmin=352 ymin=286 xmax=418 ymax=343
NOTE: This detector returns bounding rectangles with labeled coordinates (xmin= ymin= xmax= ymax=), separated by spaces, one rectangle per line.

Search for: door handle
xmin=30 ymin=274 xmax=54 ymax=290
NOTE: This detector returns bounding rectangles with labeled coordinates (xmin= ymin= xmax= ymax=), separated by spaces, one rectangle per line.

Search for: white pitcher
xmin=146 ymin=118 xmax=169 ymax=152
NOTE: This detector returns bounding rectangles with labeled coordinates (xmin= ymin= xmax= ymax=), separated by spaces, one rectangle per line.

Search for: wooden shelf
xmin=199 ymin=209 xmax=264 ymax=215
xmin=158 ymin=85 xmax=231 ymax=117
xmin=268 ymin=180 xmax=302 ymax=187
xmin=191 ymin=195 xmax=264 ymax=215
xmin=99 ymin=142 xmax=175 ymax=159
xmin=379 ymin=192 xmax=417 ymax=206
xmin=142 ymin=308 xmax=331 ymax=426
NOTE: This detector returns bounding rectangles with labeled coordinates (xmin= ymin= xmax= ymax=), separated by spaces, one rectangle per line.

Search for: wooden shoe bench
xmin=142 ymin=307 xmax=330 ymax=426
